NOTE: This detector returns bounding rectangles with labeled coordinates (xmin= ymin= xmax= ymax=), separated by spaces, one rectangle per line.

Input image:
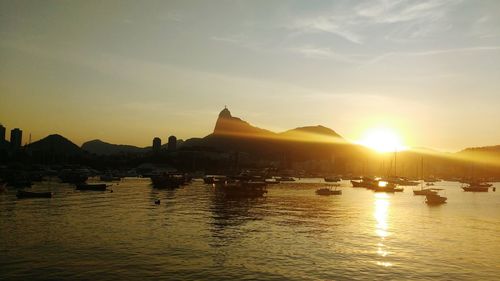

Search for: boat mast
xmin=394 ymin=149 xmax=397 ymax=177
xmin=421 ymin=156 xmax=424 ymax=191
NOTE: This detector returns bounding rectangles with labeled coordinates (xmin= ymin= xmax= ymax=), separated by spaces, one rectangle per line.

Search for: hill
xmin=82 ymin=139 xmax=146 ymax=155
xmin=28 ymin=134 xmax=82 ymax=155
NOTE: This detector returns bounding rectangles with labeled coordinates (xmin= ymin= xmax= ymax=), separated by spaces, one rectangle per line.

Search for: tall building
xmin=10 ymin=128 xmax=22 ymax=149
xmin=0 ymin=124 xmax=5 ymax=142
xmin=152 ymin=137 xmax=161 ymax=153
xmin=168 ymin=135 xmax=177 ymax=151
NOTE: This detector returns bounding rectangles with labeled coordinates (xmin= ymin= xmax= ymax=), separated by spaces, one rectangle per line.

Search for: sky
xmin=0 ymin=0 xmax=499 ymax=151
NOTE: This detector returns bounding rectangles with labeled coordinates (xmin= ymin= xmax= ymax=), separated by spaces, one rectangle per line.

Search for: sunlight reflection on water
xmin=374 ymin=192 xmax=392 ymax=267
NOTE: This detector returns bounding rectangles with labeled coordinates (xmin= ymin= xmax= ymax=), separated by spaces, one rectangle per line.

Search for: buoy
xmin=155 ymin=199 xmax=160 ymax=205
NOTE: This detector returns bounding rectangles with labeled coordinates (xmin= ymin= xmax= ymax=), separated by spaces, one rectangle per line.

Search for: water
xmin=1 ymin=178 xmax=499 ymax=280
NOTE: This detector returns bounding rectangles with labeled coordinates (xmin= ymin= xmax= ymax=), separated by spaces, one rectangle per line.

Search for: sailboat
xmin=413 ymin=157 xmax=437 ymax=196
xmin=462 ymin=164 xmax=490 ymax=192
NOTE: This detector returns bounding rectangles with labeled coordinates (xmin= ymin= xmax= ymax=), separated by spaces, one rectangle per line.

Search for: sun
xmin=357 ymin=127 xmax=407 ymax=153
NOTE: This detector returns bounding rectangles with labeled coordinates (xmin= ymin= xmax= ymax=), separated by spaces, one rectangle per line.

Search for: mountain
xmin=456 ymin=145 xmax=500 ymax=167
xmin=213 ymin=107 xmax=275 ymax=138
xmin=28 ymin=134 xmax=82 ymax=156
xmin=279 ymin=125 xmax=343 ymax=143
xmin=459 ymin=145 xmax=500 ymax=154
xmin=82 ymin=139 xmax=147 ymax=155
xmin=182 ymin=107 xmax=365 ymax=164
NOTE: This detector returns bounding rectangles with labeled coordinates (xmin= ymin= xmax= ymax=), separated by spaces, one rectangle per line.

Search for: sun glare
xmin=358 ymin=127 xmax=407 ymax=153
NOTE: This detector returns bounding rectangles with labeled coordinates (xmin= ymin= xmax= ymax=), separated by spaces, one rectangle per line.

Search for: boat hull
xmin=16 ymin=190 xmax=52 ymax=199
xmin=76 ymin=184 xmax=108 ymax=191
xmin=462 ymin=187 xmax=488 ymax=192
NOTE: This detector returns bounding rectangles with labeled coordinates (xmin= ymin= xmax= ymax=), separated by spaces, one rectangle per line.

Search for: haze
xmin=1 ymin=0 xmax=499 ymax=151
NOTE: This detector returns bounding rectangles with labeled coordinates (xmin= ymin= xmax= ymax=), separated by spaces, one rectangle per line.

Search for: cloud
xmin=286 ymin=0 xmax=461 ymax=45
xmin=290 ymin=16 xmax=363 ymax=44
xmin=356 ymin=0 xmax=456 ymax=24
xmin=290 ymin=46 xmax=361 ymax=64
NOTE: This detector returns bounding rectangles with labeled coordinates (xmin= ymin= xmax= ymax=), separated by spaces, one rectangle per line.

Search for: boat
xmin=316 ymin=187 xmax=342 ymax=196
xmin=203 ymin=175 xmax=228 ymax=184
xmin=351 ymin=177 xmax=378 ymax=188
xmin=350 ymin=180 xmax=365 ymax=188
xmin=462 ymin=184 xmax=489 ymax=192
xmin=76 ymin=183 xmax=108 ymax=191
xmin=461 ymin=164 xmax=492 ymax=192
xmin=385 ymin=150 xmax=419 ymax=186
xmin=425 ymin=192 xmax=447 ymax=205
xmin=371 ymin=180 xmax=400 ymax=193
xmin=465 ymin=182 xmax=492 ymax=188
xmin=387 ymin=177 xmax=419 ymax=186
xmin=217 ymin=181 xmax=268 ymax=197
xmin=414 ymin=158 xmax=437 ymax=196
xmin=16 ymin=190 xmax=53 ymax=199
xmin=151 ymin=174 xmax=184 ymax=189
xmin=324 ymin=176 xmax=341 ymax=182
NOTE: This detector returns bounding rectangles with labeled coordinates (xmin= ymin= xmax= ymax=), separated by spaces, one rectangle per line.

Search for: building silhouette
xmin=0 ymin=124 xmax=5 ymax=142
xmin=168 ymin=135 xmax=177 ymax=151
xmin=152 ymin=137 xmax=161 ymax=153
xmin=10 ymin=128 xmax=22 ymax=149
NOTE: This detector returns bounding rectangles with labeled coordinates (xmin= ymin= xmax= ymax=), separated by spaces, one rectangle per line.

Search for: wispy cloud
xmin=290 ymin=16 xmax=363 ymax=44
xmin=286 ymin=0 xmax=461 ymax=46
xmin=290 ymin=46 xmax=362 ymax=64
xmin=356 ymin=0 xmax=456 ymax=24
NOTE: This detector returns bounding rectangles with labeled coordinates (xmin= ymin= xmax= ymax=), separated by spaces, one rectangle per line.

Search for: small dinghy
xmin=16 ymin=190 xmax=53 ymax=199
xmin=76 ymin=183 xmax=108 ymax=191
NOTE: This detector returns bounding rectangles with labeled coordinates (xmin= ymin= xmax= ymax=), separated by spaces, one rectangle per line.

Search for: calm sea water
xmin=1 ymin=178 xmax=499 ymax=281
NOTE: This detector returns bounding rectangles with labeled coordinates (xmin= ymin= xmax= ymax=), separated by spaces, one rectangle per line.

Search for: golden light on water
xmin=374 ymin=193 xmax=390 ymax=238
xmin=374 ymin=193 xmax=392 ymax=267
xmin=358 ymin=127 xmax=407 ymax=153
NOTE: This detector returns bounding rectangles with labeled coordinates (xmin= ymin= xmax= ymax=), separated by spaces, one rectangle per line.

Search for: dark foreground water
xmin=1 ymin=178 xmax=499 ymax=281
